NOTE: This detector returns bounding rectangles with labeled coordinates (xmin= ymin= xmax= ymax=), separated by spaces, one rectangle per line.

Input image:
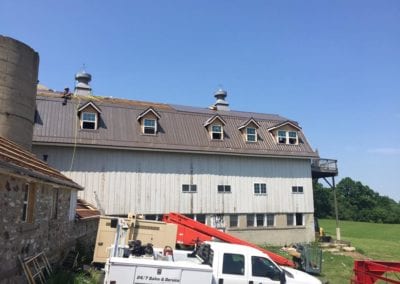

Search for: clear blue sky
xmin=2 ymin=1 xmax=399 ymax=201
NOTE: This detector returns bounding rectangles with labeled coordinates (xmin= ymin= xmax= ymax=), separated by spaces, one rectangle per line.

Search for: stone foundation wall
xmin=0 ymin=173 xmax=98 ymax=284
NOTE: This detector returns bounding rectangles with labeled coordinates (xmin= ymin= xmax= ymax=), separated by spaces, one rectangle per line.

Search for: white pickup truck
xmin=104 ymin=241 xmax=321 ymax=284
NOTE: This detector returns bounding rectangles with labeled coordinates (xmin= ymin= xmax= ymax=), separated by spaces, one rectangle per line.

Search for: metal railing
xmin=311 ymin=158 xmax=338 ymax=172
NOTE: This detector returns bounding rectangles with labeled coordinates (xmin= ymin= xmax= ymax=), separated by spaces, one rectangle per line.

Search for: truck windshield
xmin=251 ymin=256 xmax=282 ymax=280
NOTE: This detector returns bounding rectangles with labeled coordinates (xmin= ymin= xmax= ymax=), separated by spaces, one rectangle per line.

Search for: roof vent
xmin=213 ymin=88 xmax=229 ymax=111
xmin=74 ymin=70 xmax=92 ymax=96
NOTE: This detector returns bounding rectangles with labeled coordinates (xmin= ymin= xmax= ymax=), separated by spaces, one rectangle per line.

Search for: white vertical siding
xmin=32 ymin=146 xmax=314 ymax=216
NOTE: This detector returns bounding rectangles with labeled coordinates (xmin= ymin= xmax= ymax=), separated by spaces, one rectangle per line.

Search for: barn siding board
xmin=33 ymin=146 xmax=313 ymax=215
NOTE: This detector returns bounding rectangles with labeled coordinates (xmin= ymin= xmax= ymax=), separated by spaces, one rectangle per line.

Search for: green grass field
xmin=266 ymin=219 xmax=400 ymax=283
xmin=316 ymin=219 xmax=400 ymax=283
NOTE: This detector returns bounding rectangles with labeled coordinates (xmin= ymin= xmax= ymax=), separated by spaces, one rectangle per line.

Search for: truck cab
xmin=202 ymin=242 xmax=321 ymax=284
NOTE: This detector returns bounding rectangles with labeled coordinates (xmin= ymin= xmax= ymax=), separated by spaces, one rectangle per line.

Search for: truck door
xmin=249 ymin=256 xmax=283 ymax=284
xmin=217 ymin=253 xmax=247 ymax=284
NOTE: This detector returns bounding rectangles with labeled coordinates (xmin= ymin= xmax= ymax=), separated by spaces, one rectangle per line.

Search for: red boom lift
xmin=163 ymin=212 xmax=294 ymax=267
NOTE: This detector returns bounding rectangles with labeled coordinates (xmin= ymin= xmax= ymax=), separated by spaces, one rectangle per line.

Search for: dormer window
xmin=144 ymin=118 xmax=156 ymax=134
xmin=137 ymin=107 xmax=161 ymax=135
xmin=268 ymin=121 xmax=301 ymax=145
xmin=204 ymin=115 xmax=226 ymax=141
xmin=238 ymin=118 xmax=260 ymax=143
xmin=288 ymin=131 xmax=298 ymax=144
xmin=211 ymin=124 xmax=223 ymax=140
xmin=81 ymin=112 xmax=97 ymax=129
xmin=277 ymin=130 xmax=298 ymax=145
xmin=278 ymin=130 xmax=287 ymax=144
xmin=77 ymin=101 xmax=101 ymax=130
xmin=246 ymin=127 xmax=256 ymax=142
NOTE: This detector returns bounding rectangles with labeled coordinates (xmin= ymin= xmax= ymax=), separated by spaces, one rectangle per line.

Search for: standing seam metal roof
xmin=33 ymin=92 xmax=318 ymax=158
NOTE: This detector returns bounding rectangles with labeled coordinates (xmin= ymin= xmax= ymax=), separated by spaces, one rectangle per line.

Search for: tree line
xmin=313 ymin=177 xmax=400 ymax=224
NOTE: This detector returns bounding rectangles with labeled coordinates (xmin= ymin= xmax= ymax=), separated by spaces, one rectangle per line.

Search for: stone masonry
xmin=0 ymin=173 xmax=98 ymax=284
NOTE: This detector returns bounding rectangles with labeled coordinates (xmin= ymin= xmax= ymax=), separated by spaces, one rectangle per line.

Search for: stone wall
xmin=0 ymin=173 xmax=98 ymax=284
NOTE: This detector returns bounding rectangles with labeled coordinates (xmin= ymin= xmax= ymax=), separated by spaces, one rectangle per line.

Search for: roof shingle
xmin=0 ymin=136 xmax=83 ymax=190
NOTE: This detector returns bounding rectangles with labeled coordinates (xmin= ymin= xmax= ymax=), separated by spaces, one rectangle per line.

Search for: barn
xmin=32 ymin=72 xmax=324 ymax=245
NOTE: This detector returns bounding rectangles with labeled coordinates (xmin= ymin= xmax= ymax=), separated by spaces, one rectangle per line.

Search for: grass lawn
xmin=320 ymin=219 xmax=400 ymax=261
xmin=316 ymin=219 xmax=400 ymax=283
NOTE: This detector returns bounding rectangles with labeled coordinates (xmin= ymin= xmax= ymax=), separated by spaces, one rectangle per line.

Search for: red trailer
xmin=352 ymin=260 xmax=400 ymax=284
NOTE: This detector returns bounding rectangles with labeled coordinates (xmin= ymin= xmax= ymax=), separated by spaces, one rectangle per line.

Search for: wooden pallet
xmin=19 ymin=252 xmax=52 ymax=284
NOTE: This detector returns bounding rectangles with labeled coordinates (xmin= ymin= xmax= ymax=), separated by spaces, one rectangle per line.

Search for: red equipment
xmin=163 ymin=212 xmax=294 ymax=267
xmin=352 ymin=260 xmax=400 ymax=284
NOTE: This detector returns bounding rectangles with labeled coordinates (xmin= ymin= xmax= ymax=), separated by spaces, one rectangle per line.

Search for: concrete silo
xmin=0 ymin=35 xmax=39 ymax=150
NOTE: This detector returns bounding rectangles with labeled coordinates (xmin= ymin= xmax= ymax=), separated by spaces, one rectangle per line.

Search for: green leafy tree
xmin=313 ymin=177 xmax=400 ymax=224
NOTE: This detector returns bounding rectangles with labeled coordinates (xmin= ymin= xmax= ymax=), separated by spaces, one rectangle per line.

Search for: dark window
xmin=184 ymin=214 xmax=195 ymax=220
xmin=254 ymin=183 xmax=267 ymax=194
xmin=246 ymin=127 xmax=257 ymax=142
xmin=266 ymin=214 xmax=274 ymax=227
xmin=230 ymin=215 xmax=238 ymax=227
xmin=81 ymin=112 xmax=96 ymax=129
xmin=144 ymin=118 xmax=156 ymax=134
xmin=256 ymin=214 xmax=264 ymax=227
xmin=182 ymin=184 xmax=197 ymax=193
xmin=145 ymin=214 xmax=159 ymax=220
xmin=222 ymin=253 xmax=245 ymax=275
xmin=211 ymin=125 xmax=223 ymax=140
xmin=292 ymin=186 xmax=304 ymax=193
xmin=287 ymin=214 xmax=294 ymax=226
xmin=296 ymin=213 xmax=303 ymax=226
xmin=247 ymin=214 xmax=254 ymax=227
xmin=196 ymin=214 xmax=206 ymax=224
xmin=218 ymin=185 xmax=231 ymax=193
xmin=288 ymin=131 xmax=298 ymax=144
xmin=278 ymin=130 xmax=286 ymax=144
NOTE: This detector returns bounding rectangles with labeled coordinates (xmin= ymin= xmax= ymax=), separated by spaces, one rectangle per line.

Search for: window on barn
xmin=296 ymin=213 xmax=304 ymax=226
xmin=182 ymin=184 xmax=197 ymax=193
xmin=266 ymin=214 xmax=275 ymax=227
xmin=288 ymin=131 xmax=298 ymax=144
xmin=256 ymin=214 xmax=264 ymax=227
xmin=247 ymin=214 xmax=255 ymax=227
xmin=218 ymin=185 xmax=231 ymax=193
xmin=277 ymin=130 xmax=298 ymax=145
xmin=287 ymin=213 xmax=304 ymax=226
xmin=254 ymin=183 xmax=267 ymax=195
xmin=211 ymin=124 xmax=223 ymax=140
xmin=196 ymin=214 xmax=206 ymax=224
xmin=230 ymin=214 xmax=238 ymax=227
xmin=246 ymin=127 xmax=257 ymax=142
xmin=292 ymin=186 xmax=304 ymax=193
xmin=278 ymin=130 xmax=287 ymax=144
xmin=143 ymin=118 xmax=157 ymax=134
xmin=287 ymin=214 xmax=294 ymax=226
xmin=81 ymin=112 xmax=97 ymax=129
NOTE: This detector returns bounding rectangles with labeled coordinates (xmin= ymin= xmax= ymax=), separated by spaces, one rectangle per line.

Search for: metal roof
xmin=0 ymin=136 xmax=83 ymax=190
xmin=33 ymin=91 xmax=318 ymax=159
